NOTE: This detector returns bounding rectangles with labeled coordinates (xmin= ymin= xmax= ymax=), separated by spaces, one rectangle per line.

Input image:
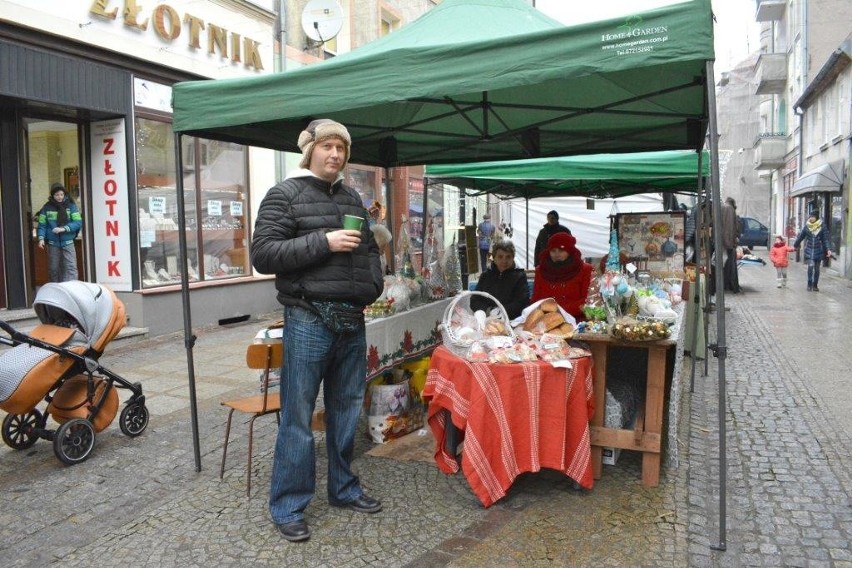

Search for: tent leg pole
xmin=384 ymin=166 xmax=396 ymax=274
xmin=174 ymin=133 xmax=202 ymax=473
xmin=689 ymin=151 xmax=704 ymax=393
xmin=525 ymin=198 xmax=530 ymax=269
xmin=706 ymin=59 xmax=727 ymax=553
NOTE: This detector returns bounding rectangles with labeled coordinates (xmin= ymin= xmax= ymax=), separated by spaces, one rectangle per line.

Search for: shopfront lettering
xmin=89 ymin=0 xmax=264 ymax=71
xmin=100 ymin=137 xmax=122 ymax=278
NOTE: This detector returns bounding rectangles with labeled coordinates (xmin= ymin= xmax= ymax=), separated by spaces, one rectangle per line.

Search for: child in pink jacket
xmin=769 ymin=235 xmax=795 ymax=288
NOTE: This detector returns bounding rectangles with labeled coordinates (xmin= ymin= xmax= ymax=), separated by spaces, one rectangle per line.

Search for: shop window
xmin=347 ymin=166 xmax=382 ymax=209
xmin=135 ymin=116 xmax=249 ymax=288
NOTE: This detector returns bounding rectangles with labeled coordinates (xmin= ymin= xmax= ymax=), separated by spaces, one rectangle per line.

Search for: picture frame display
xmin=616 ymin=211 xmax=686 ymax=275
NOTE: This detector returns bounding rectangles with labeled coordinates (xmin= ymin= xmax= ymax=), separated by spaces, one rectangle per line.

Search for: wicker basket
xmin=439 ymin=291 xmax=514 ymax=357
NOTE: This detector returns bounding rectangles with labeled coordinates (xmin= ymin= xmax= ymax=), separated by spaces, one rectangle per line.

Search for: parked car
xmin=739 ymin=217 xmax=770 ymax=248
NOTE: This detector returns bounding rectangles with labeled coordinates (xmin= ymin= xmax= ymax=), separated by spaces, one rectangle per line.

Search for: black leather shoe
xmin=277 ymin=520 xmax=311 ymax=542
xmin=812 ymin=286 xmax=819 ymax=292
xmin=334 ymin=494 xmax=382 ymax=514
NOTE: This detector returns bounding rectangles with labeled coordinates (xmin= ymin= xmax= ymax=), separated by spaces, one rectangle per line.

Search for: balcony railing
xmin=755 ymin=0 xmax=785 ymax=22
xmin=755 ymin=53 xmax=787 ymax=94
xmin=753 ymin=133 xmax=787 ymax=170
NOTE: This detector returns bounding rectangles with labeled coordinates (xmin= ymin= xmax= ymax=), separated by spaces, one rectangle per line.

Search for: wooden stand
xmin=576 ymin=330 xmax=678 ymax=487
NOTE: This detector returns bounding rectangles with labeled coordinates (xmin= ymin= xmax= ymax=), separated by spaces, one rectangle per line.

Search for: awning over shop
xmin=790 ymin=159 xmax=845 ymax=197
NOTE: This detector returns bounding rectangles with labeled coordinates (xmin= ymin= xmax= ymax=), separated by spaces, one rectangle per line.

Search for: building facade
xmin=752 ymin=0 xmax=851 ymax=277
xmin=1 ymin=0 xmax=443 ymax=334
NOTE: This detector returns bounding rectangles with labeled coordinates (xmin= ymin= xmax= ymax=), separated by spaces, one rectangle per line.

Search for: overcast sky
xmin=534 ymin=0 xmax=760 ymax=75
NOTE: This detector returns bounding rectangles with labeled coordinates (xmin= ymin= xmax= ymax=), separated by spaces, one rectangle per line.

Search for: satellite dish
xmin=301 ymin=0 xmax=344 ymax=44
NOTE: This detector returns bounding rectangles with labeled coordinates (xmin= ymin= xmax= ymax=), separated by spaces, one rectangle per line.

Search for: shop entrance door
xmin=23 ymin=118 xmax=84 ymax=301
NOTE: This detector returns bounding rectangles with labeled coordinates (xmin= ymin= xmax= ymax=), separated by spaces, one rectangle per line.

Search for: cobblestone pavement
xmin=1 ymin=255 xmax=849 ymax=566
xmin=688 ymin=257 xmax=852 ymax=567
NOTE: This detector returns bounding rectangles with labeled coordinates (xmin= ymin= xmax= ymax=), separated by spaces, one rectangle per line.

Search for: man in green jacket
xmin=37 ymin=183 xmax=83 ymax=282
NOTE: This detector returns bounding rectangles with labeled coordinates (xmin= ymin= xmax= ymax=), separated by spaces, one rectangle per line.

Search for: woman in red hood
xmin=531 ymin=232 xmax=593 ymax=321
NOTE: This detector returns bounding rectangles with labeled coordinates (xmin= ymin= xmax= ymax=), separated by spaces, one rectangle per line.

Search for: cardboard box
xmin=602 ymin=447 xmax=621 ymax=465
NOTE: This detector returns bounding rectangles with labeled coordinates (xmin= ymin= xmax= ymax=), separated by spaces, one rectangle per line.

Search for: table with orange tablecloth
xmin=422 ymin=346 xmax=594 ymax=507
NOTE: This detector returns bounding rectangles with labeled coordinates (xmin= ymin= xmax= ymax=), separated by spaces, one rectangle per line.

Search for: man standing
xmin=720 ymin=197 xmax=740 ymax=293
xmin=533 ymin=210 xmax=571 ymax=266
xmin=251 ymin=119 xmax=384 ymax=543
xmin=37 ymin=183 xmax=82 ymax=282
xmin=477 ymin=213 xmax=495 ymax=272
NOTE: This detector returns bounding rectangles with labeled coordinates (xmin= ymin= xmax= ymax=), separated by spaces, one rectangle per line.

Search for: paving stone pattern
xmin=1 ymin=254 xmax=849 ymax=566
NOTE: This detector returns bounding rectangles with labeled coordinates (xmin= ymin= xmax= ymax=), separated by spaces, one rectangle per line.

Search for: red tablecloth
xmin=423 ymin=346 xmax=595 ymax=507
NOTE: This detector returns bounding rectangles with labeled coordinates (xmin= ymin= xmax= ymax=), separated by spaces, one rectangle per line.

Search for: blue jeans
xmin=806 ymin=259 xmax=822 ymax=287
xmin=269 ymin=305 xmax=368 ymax=525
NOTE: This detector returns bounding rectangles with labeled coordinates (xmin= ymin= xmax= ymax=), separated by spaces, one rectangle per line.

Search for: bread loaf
xmin=523 ymin=309 xmax=545 ymax=332
xmin=556 ymin=322 xmax=574 ymax=338
xmin=540 ymin=299 xmax=559 ymax=313
xmin=542 ymin=312 xmax=565 ymax=331
xmin=484 ymin=319 xmax=508 ymax=336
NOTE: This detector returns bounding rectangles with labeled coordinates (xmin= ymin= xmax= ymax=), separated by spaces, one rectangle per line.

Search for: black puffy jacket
xmin=250 ymin=173 xmax=383 ymax=308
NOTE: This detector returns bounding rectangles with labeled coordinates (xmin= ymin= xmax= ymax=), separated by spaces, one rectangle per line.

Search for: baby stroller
xmin=0 ymin=281 xmax=148 ymax=465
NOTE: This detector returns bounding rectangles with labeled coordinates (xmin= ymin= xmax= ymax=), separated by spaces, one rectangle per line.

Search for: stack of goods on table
xmin=577 ymin=272 xmax=683 ymax=341
xmin=440 ymin=292 xmax=589 ymax=366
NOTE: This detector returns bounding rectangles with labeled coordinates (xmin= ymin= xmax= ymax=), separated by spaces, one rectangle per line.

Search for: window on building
xmin=379 ymin=3 xmax=400 ymax=37
xmin=347 ymin=166 xmax=382 ymax=209
xmin=135 ymin=116 xmax=249 ymax=288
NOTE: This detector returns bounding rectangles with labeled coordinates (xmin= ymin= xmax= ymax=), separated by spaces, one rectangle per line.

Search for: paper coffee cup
xmin=343 ymin=215 xmax=363 ymax=231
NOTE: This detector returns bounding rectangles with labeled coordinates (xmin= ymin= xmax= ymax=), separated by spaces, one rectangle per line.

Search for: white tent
xmin=502 ymin=194 xmax=666 ymax=268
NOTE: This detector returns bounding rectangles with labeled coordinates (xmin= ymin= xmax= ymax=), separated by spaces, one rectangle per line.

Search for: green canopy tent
xmin=170 ymin=0 xmax=730 ymax=548
xmin=172 ymin=0 xmax=713 ymax=166
xmin=424 ymin=150 xmax=711 ymax=200
xmin=423 ymin=149 xmax=711 ymax=267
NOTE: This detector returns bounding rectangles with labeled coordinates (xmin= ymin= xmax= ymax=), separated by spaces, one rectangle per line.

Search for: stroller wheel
xmin=2 ymin=409 xmax=44 ymax=450
xmin=53 ymin=418 xmax=96 ymax=465
xmin=119 ymin=402 xmax=149 ymax=437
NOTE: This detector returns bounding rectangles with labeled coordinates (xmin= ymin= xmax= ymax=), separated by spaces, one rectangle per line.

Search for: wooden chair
xmin=219 ymin=342 xmax=283 ymax=497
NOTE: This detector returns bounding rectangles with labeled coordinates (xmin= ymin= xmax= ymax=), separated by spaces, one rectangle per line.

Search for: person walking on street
xmin=477 ymin=214 xmax=495 ymax=272
xmin=533 ymin=210 xmax=571 ymax=267
xmin=250 ymin=119 xmax=385 ymax=543
xmin=769 ymin=235 xmax=795 ymax=288
xmin=37 ymin=182 xmax=82 ymax=282
xmin=793 ymin=213 xmax=832 ymax=291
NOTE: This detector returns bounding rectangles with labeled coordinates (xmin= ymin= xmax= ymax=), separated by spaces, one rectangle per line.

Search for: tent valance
xmin=790 ymin=160 xmax=845 ymax=197
xmin=424 ymin=150 xmax=709 ymax=199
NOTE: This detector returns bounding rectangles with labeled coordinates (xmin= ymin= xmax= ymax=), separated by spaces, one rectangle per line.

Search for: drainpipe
xmin=802 ymin=0 xmax=808 ymax=86
xmin=794 ymin=105 xmax=804 ymax=260
xmin=275 ymin=0 xmax=287 ymax=181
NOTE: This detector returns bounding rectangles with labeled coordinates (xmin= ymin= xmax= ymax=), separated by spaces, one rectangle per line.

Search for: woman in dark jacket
xmin=473 ymin=240 xmax=529 ymax=319
xmin=793 ymin=213 xmax=832 ymax=291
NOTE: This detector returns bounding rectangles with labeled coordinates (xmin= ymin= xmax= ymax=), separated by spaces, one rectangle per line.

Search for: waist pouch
xmin=311 ymin=300 xmax=365 ymax=334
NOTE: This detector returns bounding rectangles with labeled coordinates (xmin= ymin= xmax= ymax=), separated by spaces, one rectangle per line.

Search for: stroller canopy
xmin=33 ymin=282 xmax=118 ymax=345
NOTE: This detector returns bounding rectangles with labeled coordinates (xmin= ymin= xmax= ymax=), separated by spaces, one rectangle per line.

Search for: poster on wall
xmin=90 ymin=119 xmax=132 ymax=291
xmin=616 ymin=211 xmax=686 ymax=275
